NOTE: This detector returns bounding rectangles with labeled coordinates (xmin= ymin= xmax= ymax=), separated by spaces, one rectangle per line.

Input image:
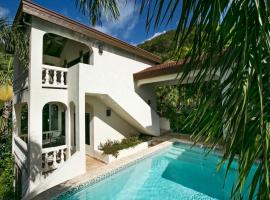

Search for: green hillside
xmin=138 ymin=30 xmax=197 ymax=134
xmin=137 ymin=30 xmax=193 ymax=62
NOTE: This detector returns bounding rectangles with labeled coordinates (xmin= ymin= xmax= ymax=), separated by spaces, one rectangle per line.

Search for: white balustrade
xmin=42 ymin=65 xmax=68 ymax=88
xmin=42 ymin=130 xmax=61 ymax=145
xmin=41 ymin=145 xmax=68 ymax=173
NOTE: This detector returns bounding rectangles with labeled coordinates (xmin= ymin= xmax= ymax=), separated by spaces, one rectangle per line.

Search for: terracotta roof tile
xmin=133 ymin=60 xmax=186 ymax=80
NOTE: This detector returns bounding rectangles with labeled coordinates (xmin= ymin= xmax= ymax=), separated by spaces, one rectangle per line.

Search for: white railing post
xmin=60 ymin=149 xmax=64 ymax=164
xmin=45 ymin=69 xmax=49 ymax=85
xmin=53 ymin=151 xmax=57 ymax=167
xmin=44 ymin=153 xmax=48 ymax=172
xmin=53 ymin=70 xmax=57 ymax=86
xmin=60 ymin=71 xmax=64 ymax=86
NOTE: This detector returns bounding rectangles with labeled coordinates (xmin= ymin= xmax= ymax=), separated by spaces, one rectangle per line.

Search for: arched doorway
xmin=42 ymin=102 xmax=67 ymax=148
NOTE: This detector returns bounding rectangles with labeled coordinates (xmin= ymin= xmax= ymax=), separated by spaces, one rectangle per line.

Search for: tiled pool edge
xmin=53 ymin=140 xmax=174 ymax=199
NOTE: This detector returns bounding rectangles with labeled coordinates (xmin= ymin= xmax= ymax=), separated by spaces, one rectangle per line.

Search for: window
xmin=42 ymin=104 xmax=59 ymax=131
xmin=20 ymin=104 xmax=28 ymax=135
xmin=50 ymin=104 xmax=58 ymax=130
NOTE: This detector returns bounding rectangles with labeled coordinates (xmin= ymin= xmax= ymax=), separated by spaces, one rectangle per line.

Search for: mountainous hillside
xmin=137 ymin=30 xmax=193 ymax=62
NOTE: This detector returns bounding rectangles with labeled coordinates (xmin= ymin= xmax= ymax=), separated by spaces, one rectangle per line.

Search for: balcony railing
xmin=42 ymin=65 xmax=68 ymax=88
xmin=41 ymin=145 xmax=68 ymax=173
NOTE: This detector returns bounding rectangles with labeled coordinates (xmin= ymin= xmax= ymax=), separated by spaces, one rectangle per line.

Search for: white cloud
xmin=145 ymin=30 xmax=167 ymax=41
xmin=0 ymin=6 xmax=10 ymax=19
xmin=93 ymin=1 xmax=139 ymax=39
xmin=134 ymin=30 xmax=167 ymax=46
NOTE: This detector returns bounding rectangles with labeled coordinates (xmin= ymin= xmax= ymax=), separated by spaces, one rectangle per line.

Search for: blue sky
xmin=0 ymin=0 xmax=179 ymax=45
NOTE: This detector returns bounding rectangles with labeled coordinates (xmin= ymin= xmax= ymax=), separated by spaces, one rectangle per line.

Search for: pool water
xmin=57 ymin=142 xmax=257 ymax=200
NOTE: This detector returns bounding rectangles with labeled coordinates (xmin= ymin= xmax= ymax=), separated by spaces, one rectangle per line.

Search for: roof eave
xmin=19 ymin=0 xmax=161 ymax=64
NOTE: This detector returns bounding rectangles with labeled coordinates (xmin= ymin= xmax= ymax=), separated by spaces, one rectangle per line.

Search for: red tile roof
xmin=133 ymin=60 xmax=186 ymax=80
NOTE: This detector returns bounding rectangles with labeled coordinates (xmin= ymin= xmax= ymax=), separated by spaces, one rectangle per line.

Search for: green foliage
xmin=137 ymin=30 xmax=193 ymax=62
xmin=75 ymin=0 xmax=120 ymax=26
xmin=156 ymin=82 xmax=218 ymax=134
xmin=99 ymin=136 xmax=141 ymax=158
xmin=0 ymin=18 xmax=28 ymax=200
xmin=0 ymin=131 xmax=14 ymax=200
xmin=138 ymin=0 xmax=270 ymax=199
xmin=0 ymin=157 xmax=14 ymax=200
xmin=0 ymin=52 xmax=13 ymax=86
xmin=0 ymin=18 xmax=28 ymax=68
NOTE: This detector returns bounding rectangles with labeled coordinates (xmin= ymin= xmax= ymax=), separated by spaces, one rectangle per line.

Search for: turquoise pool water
xmin=57 ymin=142 xmax=257 ymax=200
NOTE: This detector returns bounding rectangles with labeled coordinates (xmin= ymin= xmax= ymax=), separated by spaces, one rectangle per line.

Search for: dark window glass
xmin=85 ymin=113 xmax=90 ymax=145
xmin=74 ymin=113 xmax=76 ymax=146
xmin=61 ymin=111 xmax=65 ymax=136
xmin=21 ymin=104 xmax=28 ymax=135
xmin=50 ymin=104 xmax=58 ymax=130
xmin=42 ymin=104 xmax=50 ymax=131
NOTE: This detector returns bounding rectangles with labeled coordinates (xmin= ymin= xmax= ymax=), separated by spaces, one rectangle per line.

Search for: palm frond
xmin=138 ymin=0 xmax=270 ymax=199
xmin=75 ymin=0 xmax=120 ymax=25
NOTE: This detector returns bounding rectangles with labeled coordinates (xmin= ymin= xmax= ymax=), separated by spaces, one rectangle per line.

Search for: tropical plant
xmin=99 ymin=136 xmax=141 ymax=158
xmin=0 ymin=18 xmax=28 ymax=200
xmin=77 ymin=0 xmax=270 ymax=199
xmin=138 ymin=1 xmax=270 ymax=199
xmin=0 ymin=18 xmax=28 ymax=135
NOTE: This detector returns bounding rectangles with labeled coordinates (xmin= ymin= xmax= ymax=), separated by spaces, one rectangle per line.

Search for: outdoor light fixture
xmin=98 ymin=43 xmax=104 ymax=54
xmin=106 ymin=108 xmax=111 ymax=116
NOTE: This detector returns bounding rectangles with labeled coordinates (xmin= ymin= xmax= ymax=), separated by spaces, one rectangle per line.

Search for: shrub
xmin=0 ymin=132 xmax=15 ymax=200
xmin=99 ymin=136 xmax=141 ymax=158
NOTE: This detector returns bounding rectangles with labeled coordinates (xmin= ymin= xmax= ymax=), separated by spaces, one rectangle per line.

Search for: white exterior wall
xmin=86 ymin=96 xmax=138 ymax=150
xmin=14 ymin=16 xmax=161 ymax=198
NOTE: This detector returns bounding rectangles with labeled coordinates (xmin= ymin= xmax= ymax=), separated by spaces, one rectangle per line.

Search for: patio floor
xmin=86 ymin=155 xmax=106 ymax=172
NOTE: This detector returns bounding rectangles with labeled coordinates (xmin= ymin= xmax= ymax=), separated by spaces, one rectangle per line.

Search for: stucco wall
xmin=86 ymin=96 xmax=138 ymax=150
xmin=14 ymin=16 xmax=160 ymax=198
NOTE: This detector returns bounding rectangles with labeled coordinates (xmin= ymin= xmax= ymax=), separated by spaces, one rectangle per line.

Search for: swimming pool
xmin=56 ymin=142 xmax=257 ymax=200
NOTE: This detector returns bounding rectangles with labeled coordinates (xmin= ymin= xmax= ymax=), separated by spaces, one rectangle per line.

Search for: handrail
xmin=42 ymin=144 xmax=67 ymax=153
xmin=42 ymin=130 xmax=61 ymax=134
xmin=42 ymin=64 xmax=68 ymax=72
xmin=14 ymin=135 xmax=28 ymax=153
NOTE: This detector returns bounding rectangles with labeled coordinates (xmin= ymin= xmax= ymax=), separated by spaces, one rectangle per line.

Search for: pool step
xmin=165 ymin=150 xmax=220 ymax=166
xmin=168 ymin=147 xmax=220 ymax=162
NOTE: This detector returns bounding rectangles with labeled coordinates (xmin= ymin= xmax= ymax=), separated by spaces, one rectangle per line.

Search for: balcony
xmin=41 ymin=145 xmax=68 ymax=173
xmin=42 ymin=65 xmax=68 ymax=89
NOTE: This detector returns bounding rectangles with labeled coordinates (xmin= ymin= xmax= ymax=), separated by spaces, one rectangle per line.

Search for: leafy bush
xmin=99 ymin=136 xmax=141 ymax=158
xmin=0 ymin=156 xmax=14 ymax=200
xmin=0 ymin=131 xmax=15 ymax=200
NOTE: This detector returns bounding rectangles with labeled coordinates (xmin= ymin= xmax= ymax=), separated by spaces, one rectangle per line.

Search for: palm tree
xmin=76 ymin=0 xmax=270 ymax=199
xmin=0 ymin=18 xmax=28 ymax=134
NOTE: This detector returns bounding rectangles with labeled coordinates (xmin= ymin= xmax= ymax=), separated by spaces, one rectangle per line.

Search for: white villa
xmin=12 ymin=1 xmax=195 ymax=199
